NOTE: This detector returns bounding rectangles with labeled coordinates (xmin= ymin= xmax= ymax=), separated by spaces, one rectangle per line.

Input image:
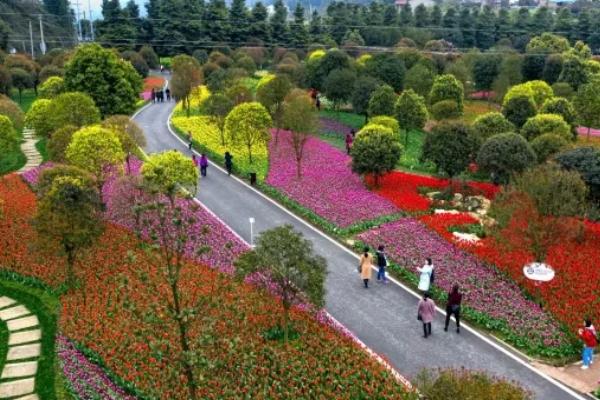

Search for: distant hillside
xmin=0 ymin=0 xmax=75 ymax=53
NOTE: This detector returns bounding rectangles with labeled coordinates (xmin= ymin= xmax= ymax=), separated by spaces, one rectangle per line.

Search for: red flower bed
xmin=419 ymin=210 xmax=600 ymax=333
xmin=374 ymin=171 xmax=499 ymax=212
xmin=142 ymin=76 xmax=165 ymax=92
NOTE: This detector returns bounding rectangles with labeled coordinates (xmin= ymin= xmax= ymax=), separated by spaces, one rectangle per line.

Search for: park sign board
xmin=523 ymin=262 xmax=555 ymax=282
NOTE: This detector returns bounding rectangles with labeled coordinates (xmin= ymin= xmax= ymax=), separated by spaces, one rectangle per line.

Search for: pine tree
xmin=383 ymin=4 xmax=398 ymax=26
xmin=430 ymin=5 xmax=442 ymax=27
xmin=309 ymin=10 xmax=323 ymax=39
xmin=442 ymin=7 xmax=462 ymax=48
xmin=205 ymin=0 xmax=230 ymax=42
xmin=496 ymin=8 xmax=512 ymax=41
xmin=576 ymin=9 xmax=591 ymax=44
xmin=290 ymin=3 xmax=308 ymax=48
xmin=97 ymin=0 xmax=138 ymax=49
xmin=250 ymin=2 xmax=269 ymax=42
xmin=270 ymin=0 xmax=289 ymax=45
xmin=554 ymin=8 xmax=573 ymax=41
xmin=399 ymin=3 xmax=413 ymax=27
xmin=44 ymin=0 xmax=69 ymax=15
xmin=476 ymin=5 xmax=496 ymax=50
xmin=229 ymin=0 xmax=249 ymax=45
xmin=414 ymin=4 xmax=428 ymax=28
xmin=531 ymin=7 xmax=553 ymax=37
xmin=459 ymin=7 xmax=475 ymax=48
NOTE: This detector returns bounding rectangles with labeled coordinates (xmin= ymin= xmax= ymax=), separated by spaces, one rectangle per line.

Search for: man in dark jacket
xmin=376 ymin=245 xmax=387 ymax=283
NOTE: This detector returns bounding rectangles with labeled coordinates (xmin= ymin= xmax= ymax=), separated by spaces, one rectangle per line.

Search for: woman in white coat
xmin=417 ymin=258 xmax=434 ymax=292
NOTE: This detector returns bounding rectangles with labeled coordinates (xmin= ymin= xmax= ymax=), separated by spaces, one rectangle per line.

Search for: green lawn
xmin=0 ymin=130 xmax=26 ymax=175
xmin=319 ymin=110 xmax=366 ymax=130
xmin=0 ymin=277 xmax=67 ymax=399
xmin=397 ymin=129 xmax=436 ymax=174
xmin=36 ymin=137 xmax=48 ymax=162
xmin=0 ymin=318 xmax=7 ymax=375
xmin=10 ymin=89 xmax=37 ymax=113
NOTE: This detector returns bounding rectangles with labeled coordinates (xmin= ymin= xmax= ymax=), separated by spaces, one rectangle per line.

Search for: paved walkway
xmin=17 ymin=130 xmax=42 ymax=174
xmin=134 ymin=98 xmax=587 ymax=400
xmin=0 ymin=296 xmax=41 ymax=399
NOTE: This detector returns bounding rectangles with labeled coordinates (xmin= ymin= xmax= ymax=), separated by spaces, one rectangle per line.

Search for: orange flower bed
xmin=0 ymin=174 xmax=412 ymax=399
xmin=142 ymin=76 xmax=165 ymax=92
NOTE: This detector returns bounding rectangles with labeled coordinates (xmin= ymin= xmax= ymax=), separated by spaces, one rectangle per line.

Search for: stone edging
xmin=0 ymin=296 xmax=41 ymax=399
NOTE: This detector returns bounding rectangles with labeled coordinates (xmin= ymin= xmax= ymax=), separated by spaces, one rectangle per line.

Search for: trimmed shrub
xmin=531 ymin=133 xmax=570 ymax=163
xmin=551 ymin=82 xmax=574 ymax=99
xmin=477 ymin=133 xmax=537 ymax=183
xmin=472 ymin=112 xmax=514 ymax=141
xmin=521 ymin=113 xmax=571 ymax=141
xmin=369 ymin=116 xmax=400 ymax=136
xmin=430 ymin=74 xmax=464 ymax=113
xmin=431 ymin=100 xmax=460 ymax=120
xmin=502 ymin=95 xmax=537 ymax=128
xmin=47 ymin=92 xmax=101 ymax=131
xmin=422 ymin=121 xmax=479 ymax=177
xmin=47 ymin=125 xmax=78 ymax=162
xmin=0 ymin=115 xmax=18 ymax=151
xmin=25 ymin=99 xmax=53 ymax=137
xmin=540 ymin=97 xmax=577 ymax=139
xmin=0 ymin=97 xmax=24 ymax=131
xmin=555 ymin=147 xmax=600 ymax=201
xmin=38 ymin=76 xmax=65 ymax=99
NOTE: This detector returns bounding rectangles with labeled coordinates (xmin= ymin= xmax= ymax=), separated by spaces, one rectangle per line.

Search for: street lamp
xmin=249 ymin=217 xmax=255 ymax=248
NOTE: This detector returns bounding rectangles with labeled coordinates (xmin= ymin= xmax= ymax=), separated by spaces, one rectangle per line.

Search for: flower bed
xmin=141 ymin=76 xmax=165 ymax=101
xmin=357 ymin=218 xmax=575 ymax=358
xmin=420 ymin=211 xmax=600 ymax=334
xmin=374 ymin=171 xmax=499 ymax=212
xmin=171 ymin=115 xmax=269 ymax=179
xmin=0 ymin=174 xmax=414 ymax=399
xmin=266 ymin=131 xmax=398 ymax=228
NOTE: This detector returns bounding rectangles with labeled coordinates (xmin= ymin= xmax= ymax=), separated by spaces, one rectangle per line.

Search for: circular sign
xmin=523 ymin=262 xmax=555 ymax=282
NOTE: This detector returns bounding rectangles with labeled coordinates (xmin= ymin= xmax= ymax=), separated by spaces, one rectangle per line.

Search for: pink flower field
xmin=266 ymin=131 xmax=398 ymax=228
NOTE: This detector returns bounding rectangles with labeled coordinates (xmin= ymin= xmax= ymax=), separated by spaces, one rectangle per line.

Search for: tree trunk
xmin=170 ymin=280 xmax=197 ymax=400
xmin=296 ymin=157 xmax=302 ymax=179
xmin=283 ymin=306 xmax=289 ymax=344
xmin=247 ymin=145 xmax=253 ymax=164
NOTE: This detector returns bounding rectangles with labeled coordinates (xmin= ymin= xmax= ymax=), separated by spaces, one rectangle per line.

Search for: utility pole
xmin=74 ymin=1 xmax=83 ymax=42
xmin=29 ymin=20 xmax=34 ymax=59
xmin=39 ymin=15 xmax=47 ymax=55
xmin=88 ymin=0 xmax=95 ymax=41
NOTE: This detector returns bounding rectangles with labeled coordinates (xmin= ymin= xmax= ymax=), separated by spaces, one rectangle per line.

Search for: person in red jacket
xmin=345 ymin=132 xmax=353 ymax=155
xmin=579 ymin=319 xmax=598 ymax=369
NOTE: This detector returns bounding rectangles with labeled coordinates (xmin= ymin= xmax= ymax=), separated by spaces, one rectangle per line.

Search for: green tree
xmin=235 ymin=225 xmax=327 ymax=343
xmin=33 ymin=171 xmax=103 ymax=287
xmin=203 ymin=94 xmax=234 ymax=146
xmin=542 ymin=54 xmax=563 ymax=85
xmin=171 ymin=55 xmax=203 ymax=118
xmin=38 ymin=76 xmax=65 ymax=99
xmin=351 ymin=124 xmax=402 ymax=186
xmin=66 ymin=126 xmax=125 ymax=195
xmin=530 ymin=133 xmax=569 ymax=163
xmin=472 ymin=112 xmax=514 ymax=141
xmin=229 ymin=0 xmax=250 ymax=45
xmin=250 ymin=2 xmax=269 ymax=41
xmin=204 ymin=0 xmax=229 ymax=43
xmin=395 ymin=89 xmax=428 ymax=146
xmin=522 ymin=54 xmax=546 ymax=81
xmin=540 ymin=97 xmax=576 ymax=138
xmin=414 ymin=4 xmax=428 ymax=28
xmin=0 ymin=98 xmax=24 ymax=131
xmin=430 ymin=74 xmax=464 ymax=114
xmin=0 ymin=116 xmax=18 ymax=154
xmin=558 ymin=54 xmax=588 ymax=91
xmin=404 ymin=62 xmax=435 ymax=98
xmin=368 ymin=84 xmax=396 ymax=117
xmin=323 ymin=68 xmax=356 ymax=112
xmin=101 ymin=115 xmax=146 ymax=154
xmin=526 ymin=33 xmax=570 ymax=54
xmin=370 ymin=116 xmax=400 ymax=137
xmin=138 ymin=46 xmax=159 ymax=69
xmin=472 ymin=55 xmax=501 ymax=94
xmin=283 ymin=93 xmax=318 ymax=178
xmin=256 ymin=75 xmax=292 ymax=144
xmin=0 ymin=66 xmax=11 ymax=95
xmin=141 ymin=150 xmax=199 ymax=201
xmin=502 ymin=95 xmax=537 ymax=129
xmin=47 ymin=92 xmax=101 ymax=132
xmin=477 ymin=133 xmax=536 ymax=183
xmin=25 ymin=99 xmax=54 ymax=138
xmin=64 ymin=43 xmax=142 ymax=116
xmin=521 ymin=113 xmax=571 ymax=141
xmin=270 ymin=0 xmax=289 ymax=44
xmin=476 ymin=6 xmax=496 ymax=50
xmin=422 ymin=121 xmax=479 ymax=178
xmin=555 ymin=147 xmax=600 ymax=201
xmin=10 ymin=68 xmax=33 ymax=104
xmin=46 ymin=125 xmax=77 ymax=162
xmin=574 ymin=79 xmax=600 ymax=140
xmin=365 ymin=53 xmax=406 ymax=92
xmin=290 ymin=3 xmax=309 ymax=47
xmin=225 ymin=102 xmax=272 ymax=165
xmin=351 ymin=76 xmax=380 ymax=122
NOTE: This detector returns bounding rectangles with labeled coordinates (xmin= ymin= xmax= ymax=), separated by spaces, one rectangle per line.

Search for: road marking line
xmin=160 ymin=107 xmax=588 ymax=400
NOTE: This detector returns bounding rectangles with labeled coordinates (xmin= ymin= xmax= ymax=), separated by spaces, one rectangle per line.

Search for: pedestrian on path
xmin=579 ymin=319 xmax=598 ymax=369
xmin=316 ymin=95 xmax=321 ymax=111
xmin=224 ymin=151 xmax=233 ymax=175
xmin=417 ymin=258 xmax=434 ymax=292
xmin=200 ymin=153 xmax=208 ymax=177
xmin=345 ymin=132 xmax=353 ymax=155
xmin=350 ymin=128 xmax=356 ymax=139
xmin=418 ymin=292 xmax=436 ymax=338
xmin=151 ymin=89 xmax=156 ymax=103
xmin=192 ymin=154 xmax=200 ymax=171
xmin=187 ymin=131 xmax=193 ymax=150
xmin=359 ymin=247 xmax=373 ymax=288
xmin=444 ymin=284 xmax=462 ymax=333
xmin=166 ymin=88 xmax=171 ymax=101
xmin=376 ymin=245 xmax=387 ymax=283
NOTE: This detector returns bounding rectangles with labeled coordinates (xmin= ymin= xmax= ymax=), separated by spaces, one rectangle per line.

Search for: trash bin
xmin=249 ymin=172 xmax=257 ymax=186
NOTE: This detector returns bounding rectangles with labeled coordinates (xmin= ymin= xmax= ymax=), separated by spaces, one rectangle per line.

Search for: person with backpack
xmin=376 ymin=245 xmax=387 ymax=283
xmin=359 ymin=247 xmax=373 ymax=288
xmin=417 ymin=292 xmax=436 ymax=338
xmin=579 ymin=319 xmax=598 ymax=369
xmin=444 ymin=284 xmax=462 ymax=333
xmin=417 ymin=258 xmax=434 ymax=292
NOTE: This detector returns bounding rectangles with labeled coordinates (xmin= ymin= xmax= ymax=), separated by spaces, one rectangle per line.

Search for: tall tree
xmin=351 ymin=124 xmax=402 ymax=187
xmin=430 ymin=4 xmax=442 ymax=27
xmin=399 ymin=2 xmax=413 ymax=26
xmin=250 ymin=2 xmax=269 ymax=42
xmin=290 ymin=3 xmax=309 ymax=47
xmin=205 ymin=0 xmax=230 ymax=42
xmin=229 ymin=0 xmax=249 ymax=45
xmin=225 ymin=102 xmax=272 ymax=164
xmin=171 ymin=55 xmax=203 ymax=117
xmin=309 ymin=10 xmax=323 ymax=40
xmin=459 ymin=7 xmax=475 ymax=48
xmin=476 ymin=6 xmax=496 ymax=50
xmin=270 ymin=0 xmax=289 ymax=45
xmin=283 ymin=93 xmax=319 ymax=178
xmin=414 ymin=4 xmax=429 ymax=28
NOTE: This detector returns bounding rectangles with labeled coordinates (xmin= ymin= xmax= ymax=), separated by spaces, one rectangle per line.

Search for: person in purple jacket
xmin=200 ymin=153 xmax=208 ymax=177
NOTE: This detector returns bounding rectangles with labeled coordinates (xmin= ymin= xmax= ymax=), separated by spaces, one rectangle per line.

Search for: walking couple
xmin=358 ymin=246 xmax=388 ymax=288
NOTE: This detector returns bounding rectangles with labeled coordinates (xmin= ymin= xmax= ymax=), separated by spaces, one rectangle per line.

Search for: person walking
xmin=200 ymin=153 xmax=208 ymax=177
xmin=417 ymin=258 xmax=434 ymax=292
xmin=579 ymin=319 xmax=598 ymax=369
xmin=345 ymin=132 xmax=353 ymax=155
xmin=376 ymin=245 xmax=387 ymax=283
xmin=224 ymin=151 xmax=233 ymax=176
xmin=359 ymin=247 xmax=373 ymax=288
xmin=350 ymin=128 xmax=356 ymax=139
xmin=444 ymin=284 xmax=462 ymax=333
xmin=187 ymin=131 xmax=193 ymax=150
xmin=151 ymin=89 xmax=156 ymax=104
xmin=192 ymin=154 xmax=200 ymax=173
xmin=316 ymin=95 xmax=321 ymax=111
xmin=418 ymin=292 xmax=436 ymax=338
xmin=165 ymin=88 xmax=171 ymax=101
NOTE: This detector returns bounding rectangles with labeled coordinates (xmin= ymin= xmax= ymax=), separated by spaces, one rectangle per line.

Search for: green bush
xmin=503 ymin=80 xmax=553 ymax=109
xmin=502 ymin=95 xmax=537 ymax=128
xmin=551 ymin=82 xmax=574 ymax=99
xmin=0 ymin=114 xmax=18 ymax=151
xmin=431 ymin=100 xmax=461 ymax=120
xmin=422 ymin=121 xmax=479 ymax=177
xmin=477 ymin=133 xmax=537 ymax=183
xmin=416 ymin=368 xmax=532 ymax=400
xmin=369 ymin=115 xmax=400 ymax=136
xmin=540 ymin=97 xmax=577 ymax=139
xmin=25 ymin=99 xmax=53 ymax=137
xmin=47 ymin=92 xmax=101 ymax=131
xmin=0 ymin=97 xmax=24 ymax=131
xmin=555 ymin=146 xmax=600 ymax=201
xmin=351 ymin=124 xmax=402 ymax=186
xmin=46 ymin=125 xmax=77 ymax=162
xmin=521 ymin=113 xmax=571 ymax=141
xmin=530 ymin=133 xmax=569 ymax=162
xmin=430 ymin=74 xmax=464 ymax=113
xmin=472 ymin=112 xmax=514 ymax=141
xmin=368 ymin=84 xmax=396 ymax=117
xmin=38 ymin=76 xmax=65 ymax=99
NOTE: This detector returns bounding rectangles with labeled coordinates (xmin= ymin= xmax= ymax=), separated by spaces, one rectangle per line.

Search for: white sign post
xmin=523 ymin=262 xmax=555 ymax=283
xmin=249 ymin=217 xmax=255 ymax=248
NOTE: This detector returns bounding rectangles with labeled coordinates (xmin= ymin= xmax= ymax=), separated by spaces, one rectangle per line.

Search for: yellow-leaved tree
xmin=225 ymin=102 xmax=272 ymax=165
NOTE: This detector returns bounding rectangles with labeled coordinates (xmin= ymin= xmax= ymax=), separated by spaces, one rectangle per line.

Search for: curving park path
xmin=134 ymin=88 xmax=586 ymax=400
